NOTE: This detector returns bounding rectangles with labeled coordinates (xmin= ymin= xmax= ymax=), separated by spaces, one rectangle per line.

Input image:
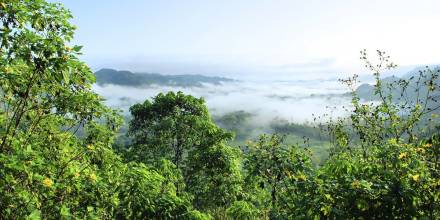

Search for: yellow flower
xmin=42 ymin=178 xmax=53 ymax=188
xmin=74 ymin=172 xmax=80 ymax=178
xmin=285 ymin=171 xmax=292 ymax=179
xmin=89 ymin=173 xmax=97 ymax=182
xmin=296 ymin=174 xmax=307 ymax=181
xmin=423 ymin=143 xmax=433 ymax=148
xmin=416 ymin=148 xmax=425 ymax=153
xmin=351 ymin=180 xmax=361 ymax=189
xmin=410 ymin=174 xmax=420 ymax=182
xmin=398 ymin=152 xmax=407 ymax=159
xmin=86 ymin=144 xmax=94 ymax=150
xmin=4 ymin=66 xmax=12 ymax=74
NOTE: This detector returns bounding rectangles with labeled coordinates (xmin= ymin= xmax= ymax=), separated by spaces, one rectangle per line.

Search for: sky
xmin=54 ymin=0 xmax=440 ymax=79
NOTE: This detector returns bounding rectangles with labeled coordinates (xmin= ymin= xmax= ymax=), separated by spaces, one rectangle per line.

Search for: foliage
xmin=115 ymin=161 xmax=193 ymax=219
xmin=309 ymin=50 xmax=440 ymax=218
xmin=226 ymin=201 xmax=260 ymax=220
xmin=126 ymin=91 xmax=242 ymax=212
xmin=270 ymin=119 xmax=327 ymax=141
xmin=333 ymin=50 xmax=440 ymax=152
xmin=213 ymin=110 xmax=255 ymax=140
xmin=0 ymin=0 xmax=120 ymax=218
xmin=0 ymin=1 xmax=203 ymax=219
xmin=185 ymin=143 xmax=243 ymax=210
xmin=308 ymin=139 xmax=438 ymax=219
xmin=243 ymin=134 xmax=314 ymax=219
xmin=127 ymin=91 xmax=226 ymax=167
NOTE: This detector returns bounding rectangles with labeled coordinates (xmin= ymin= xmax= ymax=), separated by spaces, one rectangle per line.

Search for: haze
xmin=49 ymin=0 xmax=440 ymax=123
xmin=54 ymin=0 xmax=440 ymax=79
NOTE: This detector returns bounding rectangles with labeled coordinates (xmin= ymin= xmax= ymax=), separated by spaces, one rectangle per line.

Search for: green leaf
xmin=62 ymin=69 xmax=70 ymax=84
xmin=26 ymin=210 xmax=41 ymax=220
xmin=87 ymin=206 xmax=94 ymax=213
xmin=72 ymin=45 xmax=83 ymax=52
xmin=26 ymin=144 xmax=32 ymax=153
xmin=60 ymin=205 xmax=70 ymax=217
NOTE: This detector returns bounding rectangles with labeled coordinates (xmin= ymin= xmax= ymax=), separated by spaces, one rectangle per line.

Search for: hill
xmin=94 ymin=68 xmax=234 ymax=87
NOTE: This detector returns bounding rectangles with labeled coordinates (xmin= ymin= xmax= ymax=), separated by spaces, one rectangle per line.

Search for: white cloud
xmin=93 ymin=79 xmax=350 ymax=123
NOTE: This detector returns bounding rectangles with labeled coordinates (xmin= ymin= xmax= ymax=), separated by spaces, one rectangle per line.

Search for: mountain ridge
xmin=94 ymin=68 xmax=235 ymax=87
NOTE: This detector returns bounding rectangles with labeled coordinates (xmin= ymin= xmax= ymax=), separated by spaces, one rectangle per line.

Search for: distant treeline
xmin=95 ymin=68 xmax=235 ymax=87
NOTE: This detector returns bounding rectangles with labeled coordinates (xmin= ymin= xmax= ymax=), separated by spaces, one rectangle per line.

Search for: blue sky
xmin=54 ymin=0 xmax=440 ymax=78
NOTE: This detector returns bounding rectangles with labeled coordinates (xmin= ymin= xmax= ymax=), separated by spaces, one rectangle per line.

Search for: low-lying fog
xmin=93 ymin=78 xmax=352 ymax=124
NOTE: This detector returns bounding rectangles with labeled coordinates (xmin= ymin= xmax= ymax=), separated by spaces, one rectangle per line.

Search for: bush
xmin=226 ymin=201 xmax=260 ymax=220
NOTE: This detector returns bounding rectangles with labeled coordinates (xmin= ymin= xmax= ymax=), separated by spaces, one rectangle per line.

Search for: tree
xmin=243 ymin=134 xmax=314 ymax=219
xmin=127 ymin=91 xmax=244 ymax=212
xmin=115 ymin=161 xmax=194 ymax=219
xmin=226 ymin=201 xmax=260 ymax=220
xmin=185 ymin=143 xmax=243 ymax=211
xmin=0 ymin=1 xmax=206 ymax=219
xmin=0 ymin=0 xmax=124 ymax=218
xmin=310 ymin=50 xmax=440 ymax=218
xmin=128 ymin=91 xmax=228 ymax=168
xmin=127 ymin=91 xmax=231 ymax=168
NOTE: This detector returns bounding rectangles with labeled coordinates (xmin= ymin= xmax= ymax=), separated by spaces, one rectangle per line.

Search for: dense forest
xmin=0 ymin=1 xmax=439 ymax=219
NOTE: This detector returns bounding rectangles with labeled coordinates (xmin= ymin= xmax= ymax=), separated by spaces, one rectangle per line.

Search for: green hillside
xmin=95 ymin=68 xmax=234 ymax=87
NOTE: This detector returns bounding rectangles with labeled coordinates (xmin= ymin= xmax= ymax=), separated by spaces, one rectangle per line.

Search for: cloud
xmin=93 ymin=78 xmax=351 ymax=124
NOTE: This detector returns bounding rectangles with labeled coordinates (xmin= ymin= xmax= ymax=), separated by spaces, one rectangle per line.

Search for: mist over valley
xmin=93 ymin=68 xmax=351 ymax=124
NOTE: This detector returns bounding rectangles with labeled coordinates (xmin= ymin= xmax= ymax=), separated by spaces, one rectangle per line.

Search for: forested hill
xmin=95 ymin=68 xmax=234 ymax=87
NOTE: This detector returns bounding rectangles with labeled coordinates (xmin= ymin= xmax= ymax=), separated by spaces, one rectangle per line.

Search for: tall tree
xmin=128 ymin=91 xmax=232 ymax=169
xmin=0 ymin=1 xmax=207 ymax=219
xmin=127 ymin=91 xmax=243 ymax=211
xmin=0 ymin=0 xmax=123 ymax=218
